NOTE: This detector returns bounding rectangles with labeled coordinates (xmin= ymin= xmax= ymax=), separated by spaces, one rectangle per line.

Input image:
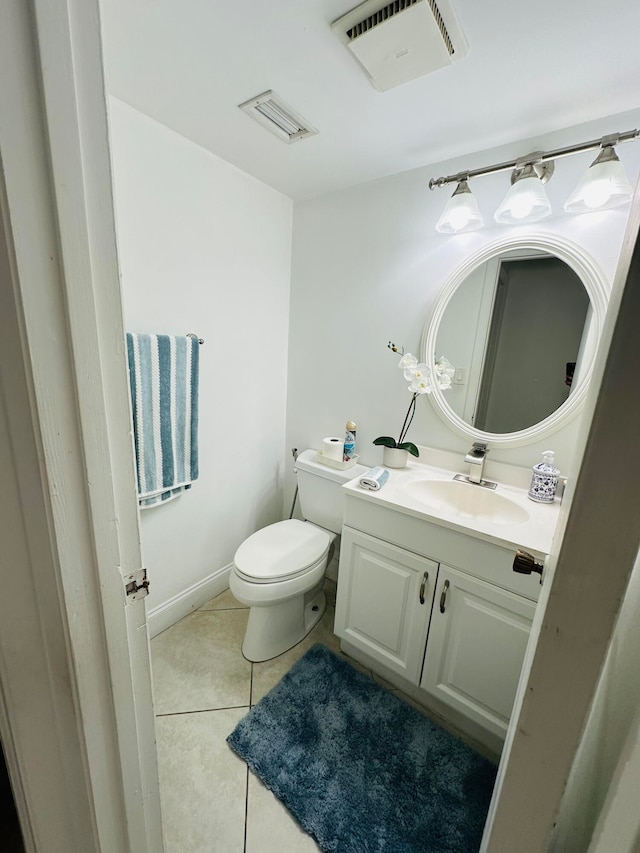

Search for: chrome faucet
xmin=453 ymin=442 xmax=497 ymax=489
xmin=465 ymin=442 xmax=488 ymax=484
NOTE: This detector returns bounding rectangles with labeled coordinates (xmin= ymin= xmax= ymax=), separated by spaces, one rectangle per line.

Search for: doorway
xmin=475 ymin=256 xmax=589 ymax=432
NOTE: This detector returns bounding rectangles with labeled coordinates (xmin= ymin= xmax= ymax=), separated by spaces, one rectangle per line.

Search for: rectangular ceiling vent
xmin=238 ymin=91 xmax=318 ymax=144
xmin=332 ymin=0 xmax=468 ymax=92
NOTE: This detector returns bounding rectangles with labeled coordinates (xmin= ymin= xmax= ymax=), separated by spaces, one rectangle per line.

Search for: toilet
xmin=229 ymin=448 xmax=366 ymax=662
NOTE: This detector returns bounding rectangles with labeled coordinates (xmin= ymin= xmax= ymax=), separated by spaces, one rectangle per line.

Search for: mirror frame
xmin=421 ymin=233 xmax=609 ymax=448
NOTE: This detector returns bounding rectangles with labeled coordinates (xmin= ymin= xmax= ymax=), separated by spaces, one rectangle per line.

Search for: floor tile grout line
xmin=155 ymin=704 xmax=250 ymax=718
xmin=243 ymin=765 xmax=249 ymax=853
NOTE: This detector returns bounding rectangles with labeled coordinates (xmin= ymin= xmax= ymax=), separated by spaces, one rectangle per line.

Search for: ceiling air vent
xmin=331 ymin=0 xmax=468 ymax=92
xmin=238 ymin=91 xmax=318 ymax=144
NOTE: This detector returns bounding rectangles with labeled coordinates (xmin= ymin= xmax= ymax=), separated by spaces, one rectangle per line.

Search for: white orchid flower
xmin=397 ymin=352 xmax=417 ymax=372
xmin=435 ymin=356 xmax=455 ymax=390
xmin=435 ymin=356 xmax=455 ymax=378
xmin=405 ymin=362 xmax=431 ymax=384
xmin=409 ymin=376 xmax=433 ymax=395
xmin=375 ymin=346 xmax=455 ymax=457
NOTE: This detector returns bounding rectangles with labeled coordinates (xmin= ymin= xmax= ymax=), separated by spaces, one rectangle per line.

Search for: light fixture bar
xmin=428 ymin=128 xmax=640 ymax=190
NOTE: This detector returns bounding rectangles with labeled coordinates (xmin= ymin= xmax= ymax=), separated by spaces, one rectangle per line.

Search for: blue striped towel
xmin=126 ymin=333 xmax=199 ymax=509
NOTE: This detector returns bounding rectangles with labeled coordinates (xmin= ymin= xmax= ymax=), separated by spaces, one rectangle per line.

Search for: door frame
xmin=0 ymin=1 xmax=162 ymax=850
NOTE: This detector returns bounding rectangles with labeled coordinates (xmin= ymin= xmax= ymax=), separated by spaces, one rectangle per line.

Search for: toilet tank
xmin=294 ymin=449 xmax=367 ymax=534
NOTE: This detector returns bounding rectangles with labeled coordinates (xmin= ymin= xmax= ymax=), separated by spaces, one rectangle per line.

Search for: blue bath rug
xmin=227 ymin=643 xmax=497 ymax=853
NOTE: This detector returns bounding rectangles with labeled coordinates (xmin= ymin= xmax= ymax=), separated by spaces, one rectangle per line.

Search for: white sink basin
xmin=405 ymin=479 xmax=530 ymax=526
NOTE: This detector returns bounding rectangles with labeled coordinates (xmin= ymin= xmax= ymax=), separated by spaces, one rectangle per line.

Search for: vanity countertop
xmin=343 ymin=459 xmax=561 ymax=556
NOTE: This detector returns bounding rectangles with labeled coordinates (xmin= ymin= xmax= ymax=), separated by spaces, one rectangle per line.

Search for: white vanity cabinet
xmin=420 ymin=564 xmax=536 ymax=740
xmin=335 ymin=491 xmax=544 ymax=752
xmin=334 ymin=528 xmax=438 ymax=683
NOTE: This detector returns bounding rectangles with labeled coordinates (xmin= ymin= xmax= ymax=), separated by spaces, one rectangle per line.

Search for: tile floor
xmin=152 ymin=581 xmax=395 ymax=851
xmin=150 ymin=580 xmax=459 ymax=852
xmin=152 ymin=581 xmax=327 ymax=851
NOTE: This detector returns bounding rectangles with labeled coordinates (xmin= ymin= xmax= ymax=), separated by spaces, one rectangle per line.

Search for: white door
xmin=482 ymin=203 xmax=640 ymax=848
xmin=0 ymin=1 xmax=162 ymax=850
xmin=335 ymin=528 xmax=438 ymax=682
xmin=421 ymin=565 xmax=535 ymax=741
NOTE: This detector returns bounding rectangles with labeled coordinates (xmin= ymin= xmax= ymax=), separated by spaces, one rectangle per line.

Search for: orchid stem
xmin=398 ymin=394 xmax=417 ymax=445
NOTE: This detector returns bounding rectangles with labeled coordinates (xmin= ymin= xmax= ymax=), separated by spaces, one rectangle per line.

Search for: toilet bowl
xmin=229 ymin=449 xmax=367 ymax=662
xmin=230 ymin=519 xmax=333 ymax=661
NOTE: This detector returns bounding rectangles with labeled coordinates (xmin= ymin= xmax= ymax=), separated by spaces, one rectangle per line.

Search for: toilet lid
xmin=234 ymin=519 xmax=330 ymax=582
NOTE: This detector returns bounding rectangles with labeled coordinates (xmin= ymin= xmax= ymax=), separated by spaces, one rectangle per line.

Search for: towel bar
xmin=187 ymin=332 xmax=204 ymax=344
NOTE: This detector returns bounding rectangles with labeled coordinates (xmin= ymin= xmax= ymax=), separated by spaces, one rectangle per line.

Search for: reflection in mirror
xmin=435 ymin=251 xmax=591 ymax=434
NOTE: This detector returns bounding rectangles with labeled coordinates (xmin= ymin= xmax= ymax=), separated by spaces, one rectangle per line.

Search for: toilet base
xmin=241 ymin=582 xmax=327 ymax=663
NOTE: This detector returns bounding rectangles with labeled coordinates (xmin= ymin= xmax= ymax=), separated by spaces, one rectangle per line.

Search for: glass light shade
xmin=494 ymin=167 xmax=552 ymax=224
xmin=564 ymin=146 xmax=633 ymax=213
xmin=435 ymin=180 xmax=484 ymax=234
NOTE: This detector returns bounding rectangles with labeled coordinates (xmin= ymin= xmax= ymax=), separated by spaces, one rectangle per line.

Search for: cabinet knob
xmin=513 ymin=549 xmax=544 ymax=576
xmin=419 ymin=571 xmax=429 ymax=605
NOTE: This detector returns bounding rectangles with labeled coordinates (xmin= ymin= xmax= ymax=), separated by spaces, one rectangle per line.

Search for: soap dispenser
xmin=528 ymin=450 xmax=560 ymax=503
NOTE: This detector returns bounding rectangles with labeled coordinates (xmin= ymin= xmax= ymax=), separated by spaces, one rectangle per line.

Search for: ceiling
xmin=100 ymin=0 xmax=640 ymax=200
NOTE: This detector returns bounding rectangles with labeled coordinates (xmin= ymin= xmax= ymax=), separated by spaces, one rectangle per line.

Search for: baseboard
xmin=147 ymin=564 xmax=232 ymax=638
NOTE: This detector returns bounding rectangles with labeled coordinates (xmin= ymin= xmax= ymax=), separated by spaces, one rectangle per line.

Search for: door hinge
xmin=125 ymin=568 xmax=149 ymax=602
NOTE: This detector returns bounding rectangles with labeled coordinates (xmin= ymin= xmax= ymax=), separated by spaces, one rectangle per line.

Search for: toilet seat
xmin=233 ymin=519 xmax=330 ymax=584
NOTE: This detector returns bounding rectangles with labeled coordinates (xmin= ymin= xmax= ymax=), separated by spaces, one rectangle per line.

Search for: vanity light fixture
xmin=494 ymin=160 xmax=553 ymax=225
xmin=435 ymin=179 xmax=484 ymax=233
xmin=429 ymin=128 xmax=639 ymax=232
xmin=564 ymin=144 xmax=634 ymax=213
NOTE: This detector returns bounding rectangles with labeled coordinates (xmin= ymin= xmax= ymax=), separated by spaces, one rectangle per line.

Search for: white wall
xmin=285 ymin=109 xmax=640 ymax=487
xmin=109 ymin=98 xmax=293 ymax=615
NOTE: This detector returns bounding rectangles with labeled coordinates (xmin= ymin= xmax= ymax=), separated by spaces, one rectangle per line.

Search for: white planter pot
xmin=382 ymin=447 xmax=409 ymax=469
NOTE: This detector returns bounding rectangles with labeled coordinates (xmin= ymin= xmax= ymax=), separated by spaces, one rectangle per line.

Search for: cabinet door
xmin=335 ymin=527 xmax=438 ymax=683
xmin=421 ymin=564 xmax=535 ymax=740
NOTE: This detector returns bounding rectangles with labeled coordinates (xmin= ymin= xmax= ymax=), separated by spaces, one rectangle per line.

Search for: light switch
xmin=454 ymin=367 xmax=465 ymax=385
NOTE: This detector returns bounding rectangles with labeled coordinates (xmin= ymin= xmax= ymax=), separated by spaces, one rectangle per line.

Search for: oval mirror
xmin=422 ymin=235 xmax=609 ymax=448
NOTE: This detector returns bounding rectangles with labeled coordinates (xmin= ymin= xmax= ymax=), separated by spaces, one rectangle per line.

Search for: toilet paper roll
xmin=322 ymin=436 xmax=344 ymax=462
